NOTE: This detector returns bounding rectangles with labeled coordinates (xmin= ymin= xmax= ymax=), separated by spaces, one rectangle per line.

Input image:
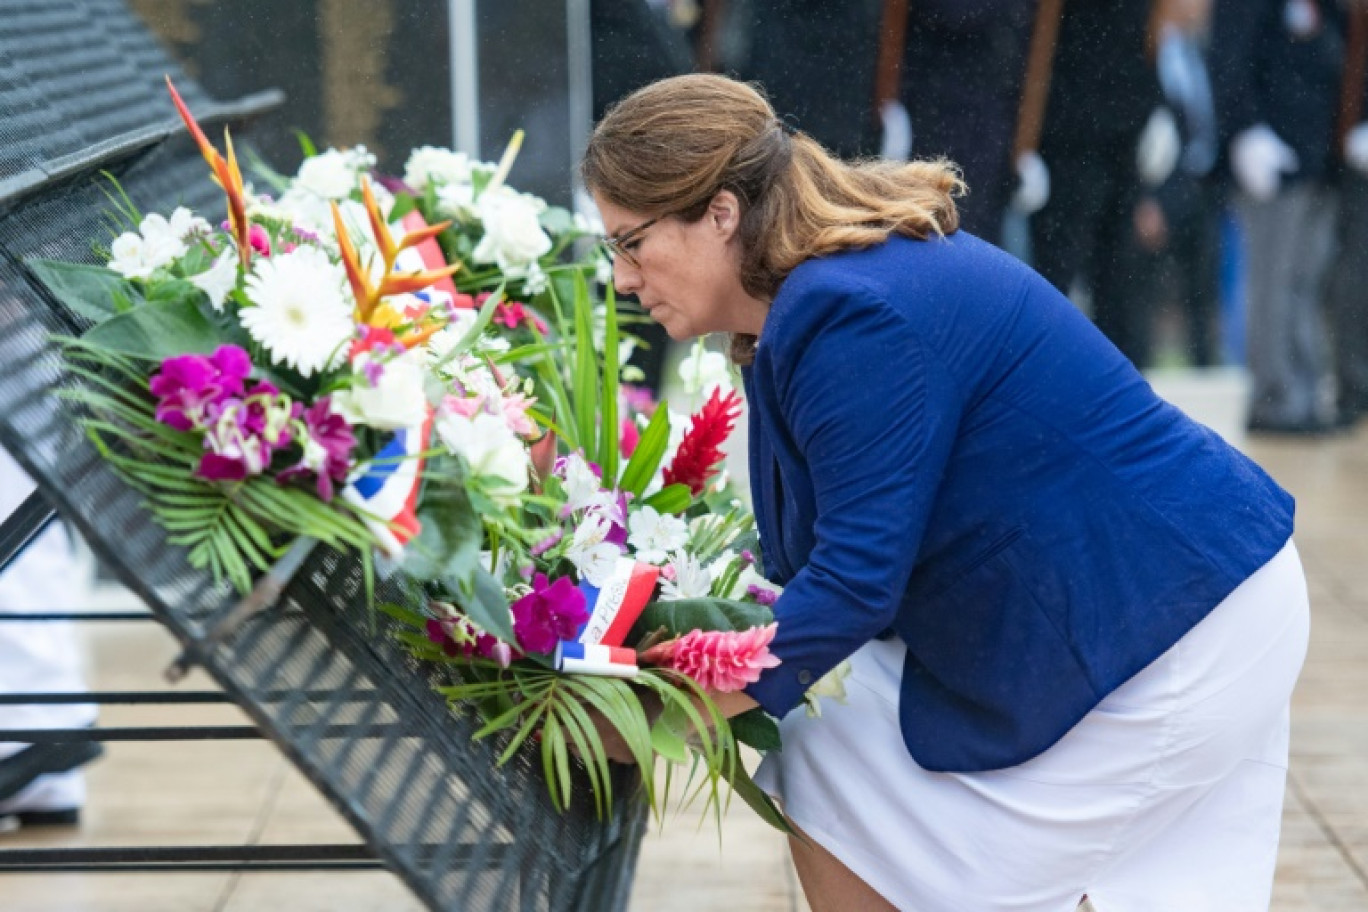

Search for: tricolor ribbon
xmin=555 ymin=557 xmax=660 ymax=677
xmin=342 ymin=410 xmax=433 ymax=558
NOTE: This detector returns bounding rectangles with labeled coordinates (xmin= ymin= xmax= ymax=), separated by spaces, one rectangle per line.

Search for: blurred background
xmin=2 ymin=0 xmax=1366 ymax=909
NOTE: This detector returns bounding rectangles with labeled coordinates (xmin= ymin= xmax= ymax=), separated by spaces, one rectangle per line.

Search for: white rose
xmin=435 ymin=181 xmax=477 ymax=219
xmin=471 ymin=186 xmax=552 ymax=271
xmin=295 ymin=150 xmax=359 ymax=199
xmin=332 ymin=352 xmax=429 ymax=431
xmin=404 ymin=146 xmax=472 ymax=190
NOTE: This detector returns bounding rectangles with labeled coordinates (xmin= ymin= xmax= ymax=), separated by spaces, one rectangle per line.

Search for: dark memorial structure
xmin=0 ymin=1 xmax=644 ymax=908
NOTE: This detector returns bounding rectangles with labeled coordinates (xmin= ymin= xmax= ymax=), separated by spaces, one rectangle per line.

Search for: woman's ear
xmin=707 ymin=190 xmax=743 ymax=241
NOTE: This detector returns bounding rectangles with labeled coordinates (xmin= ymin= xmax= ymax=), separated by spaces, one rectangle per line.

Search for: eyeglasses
xmin=602 ymin=214 xmax=665 ymax=269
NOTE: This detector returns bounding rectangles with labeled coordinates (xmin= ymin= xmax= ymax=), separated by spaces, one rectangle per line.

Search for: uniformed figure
xmin=897 ymin=0 xmax=1035 ymax=244
xmin=1029 ymin=0 xmax=1164 ymax=367
xmin=1210 ymin=0 xmax=1355 ymax=433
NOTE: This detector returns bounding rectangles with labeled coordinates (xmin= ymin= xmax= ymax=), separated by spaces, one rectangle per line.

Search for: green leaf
xmin=295 ymin=129 xmax=318 ymax=159
xmin=26 ymin=259 xmax=143 ymax=323
xmin=572 ymin=271 xmax=598 ymax=456
xmin=642 ymin=483 xmax=692 ymax=516
xmin=631 ymin=597 xmax=775 ymax=643
xmin=80 ymin=298 xmax=228 ymax=361
xmin=458 ymin=566 xmax=517 ymax=646
xmin=618 ymin=406 xmax=669 ymax=499
xmin=402 ymin=460 xmax=481 ymax=584
xmin=598 ymin=281 xmax=620 ymax=484
xmin=729 ymin=708 xmax=782 ymax=752
xmin=377 ymin=602 xmax=427 ymax=630
xmin=649 ymin=701 xmax=693 ymax=764
xmin=723 ymin=757 xmax=796 ymax=836
xmin=388 ymin=193 xmax=417 ymax=222
xmin=538 ymin=206 xmax=576 ymax=236
xmin=146 ymin=278 xmax=207 ymax=310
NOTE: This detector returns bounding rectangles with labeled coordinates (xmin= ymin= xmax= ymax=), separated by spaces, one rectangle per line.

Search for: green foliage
xmin=597 ymin=281 xmax=620 ymax=484
xmin=728 ymin=708 xmax=782 ymax=752
xmin=618 ymin=406 xmax=670 ymax=499
xmin=79 ymin=298 xmax=227 ymax=361
xmin=641 ymin=483 xmax=692 ymax=516
xmin=25 ymin=259 xmax=141 ymax=323
xmin=56 ymin=337 xmax=376 ymax=596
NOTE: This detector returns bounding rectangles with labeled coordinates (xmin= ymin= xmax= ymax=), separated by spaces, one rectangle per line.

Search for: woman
xmin=582 ymin=74 xmax=1307 ymax=912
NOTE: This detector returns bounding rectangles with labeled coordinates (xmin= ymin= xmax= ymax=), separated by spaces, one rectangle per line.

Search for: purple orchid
xmin=149 ymin=345 xmax=251 ymax=431
xmin=511 ymin=574 xmax=589 ymax=655
xmin=195 ymin=382 xmax=300 ymax=482
xmin=425 ymin=615 xmax=513 ymax=667
xmin=277 ymin=396 xmax=356 ymax=501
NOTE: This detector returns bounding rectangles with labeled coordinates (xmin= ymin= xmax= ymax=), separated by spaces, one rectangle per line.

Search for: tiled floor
xmin=1 ymin=400 xmax=1366 ymax=910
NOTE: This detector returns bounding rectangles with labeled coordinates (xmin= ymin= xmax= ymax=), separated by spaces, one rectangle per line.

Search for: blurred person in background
xmin=0 ymin=449 xmax=100 ymax=831
xmin=1323 ymin=0 xmax=1368 ymax=426
xmin=1029 ymin=0 xmax=1165 ymax=367
xmin=893 ymin=0 xmax=1036 ymax=245
xmin=1210 ymin=0 xmax=1352 ymax=434
xmin=737 ymin=0 xmax=886 ymax=158
xmin=1128 ymin=0 xmax=1226 ymax=368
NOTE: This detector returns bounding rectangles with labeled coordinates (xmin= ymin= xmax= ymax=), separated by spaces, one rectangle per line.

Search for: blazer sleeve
xmin=744 ymin=283 xmax=963 ymax=718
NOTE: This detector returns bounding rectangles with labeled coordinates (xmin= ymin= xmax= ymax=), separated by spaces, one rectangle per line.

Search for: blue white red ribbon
xmin=343 ymin=410 xmax=432 ymax=558
xmin=555 ymin=557 xmax=659 ymax=677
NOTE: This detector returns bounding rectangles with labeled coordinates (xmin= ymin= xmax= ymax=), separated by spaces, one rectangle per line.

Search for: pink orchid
xmin=441 ymin=394 xmax=485 ymax=419
xmin=500 ymin=392 xmax=538 ymax=437
xmin=639 ymin=622 xmax=781 ymax=692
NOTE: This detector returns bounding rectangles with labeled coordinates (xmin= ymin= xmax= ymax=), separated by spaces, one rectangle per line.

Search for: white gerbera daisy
xmin=241 ymin=247 xmax=353 ymax=376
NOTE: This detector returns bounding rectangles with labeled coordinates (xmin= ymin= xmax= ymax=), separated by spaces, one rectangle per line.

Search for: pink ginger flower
xmin=639 ymin=622 xmax=781 ymax=692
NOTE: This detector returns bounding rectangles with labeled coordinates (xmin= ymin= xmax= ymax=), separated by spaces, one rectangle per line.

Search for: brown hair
xmin=581 ymin=74 xmax=964 ymax=364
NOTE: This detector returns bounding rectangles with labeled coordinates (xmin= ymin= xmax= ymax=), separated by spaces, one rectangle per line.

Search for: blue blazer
xmin=742 ymin=231 xmax=1294 ymax=772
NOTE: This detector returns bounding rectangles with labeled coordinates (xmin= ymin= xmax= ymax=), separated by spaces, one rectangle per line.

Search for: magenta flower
xmin=638 ymin=623 xmax=781 ymax=692
xmin=149 ymin=345 xmax=251 ymax=431
xmin=196 ymin=381 xmax=299 ymax=482
xmin=511 ymin=573 xmax=589 ymax=655
xmin=746 ymin=585 xmax=778 ymax=607
xmin=425 ymin=617 xmax=513 ymax=667
xmin=277 ymin=396 xmax=356 ymax=501
xmin=248 ymin=224 xmax=272 ymax=257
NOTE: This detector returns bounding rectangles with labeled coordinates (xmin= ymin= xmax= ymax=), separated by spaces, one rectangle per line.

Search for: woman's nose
xmin=612 ymin=258 xmax=641 ymax=296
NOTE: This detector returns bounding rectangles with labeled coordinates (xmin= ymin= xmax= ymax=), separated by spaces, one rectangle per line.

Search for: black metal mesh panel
xmin=0 ymin=2 xmax=646 ymax=909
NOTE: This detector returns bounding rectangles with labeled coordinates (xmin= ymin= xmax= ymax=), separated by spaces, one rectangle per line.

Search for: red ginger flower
xmin=639 ymin=623 xmax=781 ymax=692
xmin=662 ymin=387 xmax=743 ymax=495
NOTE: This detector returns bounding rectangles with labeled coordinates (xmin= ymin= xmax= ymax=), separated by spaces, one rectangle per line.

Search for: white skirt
xmin=753 ymin=541 xmax=1310 ymax=912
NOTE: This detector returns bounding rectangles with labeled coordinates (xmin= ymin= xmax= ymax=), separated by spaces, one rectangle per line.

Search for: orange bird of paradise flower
xmin=165 ymin=77 xmax=251 ymax=271
xmin=331 ymin=176 xmax=462 ymax=348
